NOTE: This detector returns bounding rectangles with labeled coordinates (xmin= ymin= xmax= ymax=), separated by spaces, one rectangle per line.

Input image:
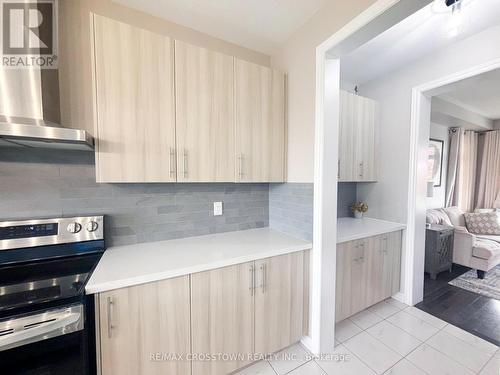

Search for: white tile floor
xmin=236 ymin=298 xmax=500 ymax=375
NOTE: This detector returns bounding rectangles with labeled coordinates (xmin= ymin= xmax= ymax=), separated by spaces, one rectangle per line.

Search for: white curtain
xmin=445 ymin=128 xmax=460 ymax=207
xmin=476 ymin=130 xmax=500 ymax=208
xmin=446 ymin=128 xmax=478 ymax=212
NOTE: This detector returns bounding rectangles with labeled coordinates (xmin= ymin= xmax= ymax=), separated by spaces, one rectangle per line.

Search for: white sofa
xmin=426 ymin=207 xmax=500 ymax=279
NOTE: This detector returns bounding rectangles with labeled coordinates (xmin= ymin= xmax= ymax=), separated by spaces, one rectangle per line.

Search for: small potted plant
xmin=351 ymin=202 xmax=368 ymax=219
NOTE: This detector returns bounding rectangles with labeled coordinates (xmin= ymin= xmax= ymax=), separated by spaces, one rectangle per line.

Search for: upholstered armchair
xmin=426 ymin=207 xmax=500 ymax=278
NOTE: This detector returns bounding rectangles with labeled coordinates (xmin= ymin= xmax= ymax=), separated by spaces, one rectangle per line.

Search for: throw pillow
xmin=426 ymin=209 xmax=452 ymax=226
xmin=464 ymin=212 xmax=500 ymax=235
xmin=443 ymin=206 xmax=466 ymax=227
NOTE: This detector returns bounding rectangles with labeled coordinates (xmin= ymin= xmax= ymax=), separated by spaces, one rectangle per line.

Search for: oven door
xmin=0 ymin=304 xmax=88 ymax=375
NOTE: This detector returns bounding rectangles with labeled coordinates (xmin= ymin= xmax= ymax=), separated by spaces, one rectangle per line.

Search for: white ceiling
xmin=341 ymin=0 xmax=500 ymax=85
xmin=112 ymin=0 xmax=327 ymax=54
xmin=437 ymin=69 xmax=500 ymax=120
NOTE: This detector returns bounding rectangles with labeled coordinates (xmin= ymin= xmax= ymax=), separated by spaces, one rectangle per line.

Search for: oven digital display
xmin=0 ymin=223 xmax=59 ymax=240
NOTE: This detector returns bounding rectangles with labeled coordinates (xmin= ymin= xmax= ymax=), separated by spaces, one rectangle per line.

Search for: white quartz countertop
xmin=86 ymin=228 xmax=312 ymax=294
xmin=337 ymin=217 xmax=406 ymax=243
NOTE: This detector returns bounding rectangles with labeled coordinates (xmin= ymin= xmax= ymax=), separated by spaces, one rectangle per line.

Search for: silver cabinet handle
xmin=353 ymin=244 xmax=359 ymax=263
xmin=169 ymin=148 xmax=176 ymax=178
xmin=338 ymin=159 xmax=340 ymax=179
xmin=259 ymin=263 xmax=266 ymax=293
xmin=358 ymin=162 xmax=363 ymax=178
xmin=249 ymin=265 xmax=255 ymax=296
xmin=359 ymin=241 xmax=365 ymax=262
xmin=383 ymin=236 xmax=388 ymax=254
xmin=107 ymin=297 xmax=114 ymax=339
xmin=238 ymin=154 xmax=244 ymax=180
xmin=183 ymin=149 xmax=188 ymax=178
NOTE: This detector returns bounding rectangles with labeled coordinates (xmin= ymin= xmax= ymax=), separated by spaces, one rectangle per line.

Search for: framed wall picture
xmin=428 ymin=139 xmax=444 ymax=187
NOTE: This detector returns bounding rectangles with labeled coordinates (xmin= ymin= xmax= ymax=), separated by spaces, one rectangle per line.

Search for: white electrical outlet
xmin=213 ymin=202 xmax=223 ymax=216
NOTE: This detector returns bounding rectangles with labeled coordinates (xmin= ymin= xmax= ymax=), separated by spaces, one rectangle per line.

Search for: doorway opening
xmin=311 ymin=0 xmax=500 ymax=355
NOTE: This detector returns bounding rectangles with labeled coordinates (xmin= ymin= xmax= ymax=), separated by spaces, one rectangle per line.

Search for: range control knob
xmin=67 ymin=222 xmax=82 ymax=234
xmin=86 ymin=221 xmax=99 ymax=232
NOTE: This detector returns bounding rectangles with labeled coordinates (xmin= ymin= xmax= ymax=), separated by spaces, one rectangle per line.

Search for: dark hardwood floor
xmin=416 ymin=264 xmax=500 ymax=346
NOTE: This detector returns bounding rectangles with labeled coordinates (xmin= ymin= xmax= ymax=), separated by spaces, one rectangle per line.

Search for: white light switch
xmin=213 ymin=202 xmax=223 ymax=216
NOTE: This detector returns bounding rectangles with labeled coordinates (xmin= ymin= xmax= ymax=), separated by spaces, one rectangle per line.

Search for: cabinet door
xmin=339 ymin=90 xmax=358 ymax=181
xmin=349 ymin=239 xmax=370 ymax=315
xmin=359 ymin=96 xmax=378 ymax=181
xmin=338 ymin=90 xmax=378 ymax=182
xmin=191 ymin=262 xmax=254 ymax=375
xmin=365 ymin=235 xmax=387 ymax=305
xmin=372 ymin=231 xmax=403 ymax=301
xmin=255 ymin=252 xmax=303 ymax=355
xmin=363 ymin=235 xmax=383 ymax=307
xmin=386 ymin=231 xmax=402 ymax=296
xmin=92 ymin=15 xmax=176 ymax=182
xmin=175 ymin=41 xmax=235 ymax=182
xmin=335 ymin=241 xmax=353 ymax=322
xmin=99 ymin=277 xmax=191 ymax=375
xmin=234 ymin=59 xmax=285 ymax=182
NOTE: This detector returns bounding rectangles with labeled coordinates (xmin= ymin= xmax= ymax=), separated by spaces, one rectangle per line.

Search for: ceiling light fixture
xmin=432 ymin=0 xmax=470 ymax=37
xmin=447 ymin=0 xmax=464 ymax=37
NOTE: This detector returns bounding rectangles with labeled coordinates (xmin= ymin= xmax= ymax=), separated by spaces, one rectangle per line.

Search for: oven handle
xmin=0 ymin=304 xmax=84 ymax=352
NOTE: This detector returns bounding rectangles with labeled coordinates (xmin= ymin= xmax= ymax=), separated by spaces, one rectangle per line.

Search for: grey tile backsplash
xmin=0 ymin=148 xmax=357 ymax=247
xmin=0 ymin=148 xmax=268 ymax=246
xmin=269 ymin=183 xmax=314 ymax=241
xmin=268 ymin=182 xmax=356 ymax=242
xmin=338 ymin=182 xmax=356 ymax=218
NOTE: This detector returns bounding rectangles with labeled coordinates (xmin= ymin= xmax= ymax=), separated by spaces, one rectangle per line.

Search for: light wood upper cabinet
xmin=98 ymin=276 xmax=191 ymax=375
xmin=92 ymin=15 xmax=176 ymax=183
xmin=190 ymin=262 xmax=254 ymax=375
xmin=339 ymin=90 xmax=378 ymax=182
xmin=335 ymin=231 xmax=402 ymax=323
xmin=234 ymin=59 xmax=286 ymax=182
xmin=92 ymin=16 xmax=286 ymax=183
xmin=254 ymin=252 xmax=304 ymax=355
xmin=175 ymin=41 xmax=235 ymax=182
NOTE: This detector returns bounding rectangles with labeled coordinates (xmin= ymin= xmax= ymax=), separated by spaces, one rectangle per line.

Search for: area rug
xmin=448 ymin=265 xmax=500 ymax=300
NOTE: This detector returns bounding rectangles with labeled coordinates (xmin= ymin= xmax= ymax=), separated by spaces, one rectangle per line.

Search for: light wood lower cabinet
xmin=254 ymin=252 xmax=304 ymax=355
xmin=335 ymin=231 xmax=402 ymax=322
xmin=190 ymin=262 xmax=255 ymax=375
xmin=97 ymin=252 xmax=307 ymax=375
xmin=98 ymin=276 xmax=191 ymax=375
xmin=190 ymin=252 xmax=305 ymax=375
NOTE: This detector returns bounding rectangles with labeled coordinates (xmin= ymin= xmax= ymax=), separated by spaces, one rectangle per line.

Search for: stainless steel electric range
xmin=0 ymin=216 xmax=105 ymax=375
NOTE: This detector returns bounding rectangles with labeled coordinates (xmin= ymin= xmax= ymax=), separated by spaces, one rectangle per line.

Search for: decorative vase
xmin=354 ymin=211 xmax=363 ymax=219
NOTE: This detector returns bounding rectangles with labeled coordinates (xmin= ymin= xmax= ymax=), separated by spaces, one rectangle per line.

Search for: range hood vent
xmin=0 ymin=68 xmax=94 ymax=151
xmin=0 ymin=117 xmax=94 ymax=151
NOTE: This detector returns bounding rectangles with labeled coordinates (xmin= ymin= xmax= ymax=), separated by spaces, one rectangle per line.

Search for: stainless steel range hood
xmin=0 ymin=68 xmax=94 ymax=150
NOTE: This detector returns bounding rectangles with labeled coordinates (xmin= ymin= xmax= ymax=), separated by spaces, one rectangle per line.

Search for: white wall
xmin=357 ymin=25 xmax=500 ymax=224
xmin=427 ymin=123 xmax=449 ymax=209
xmin=271 ymin=0 xmax=377 ymax=182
